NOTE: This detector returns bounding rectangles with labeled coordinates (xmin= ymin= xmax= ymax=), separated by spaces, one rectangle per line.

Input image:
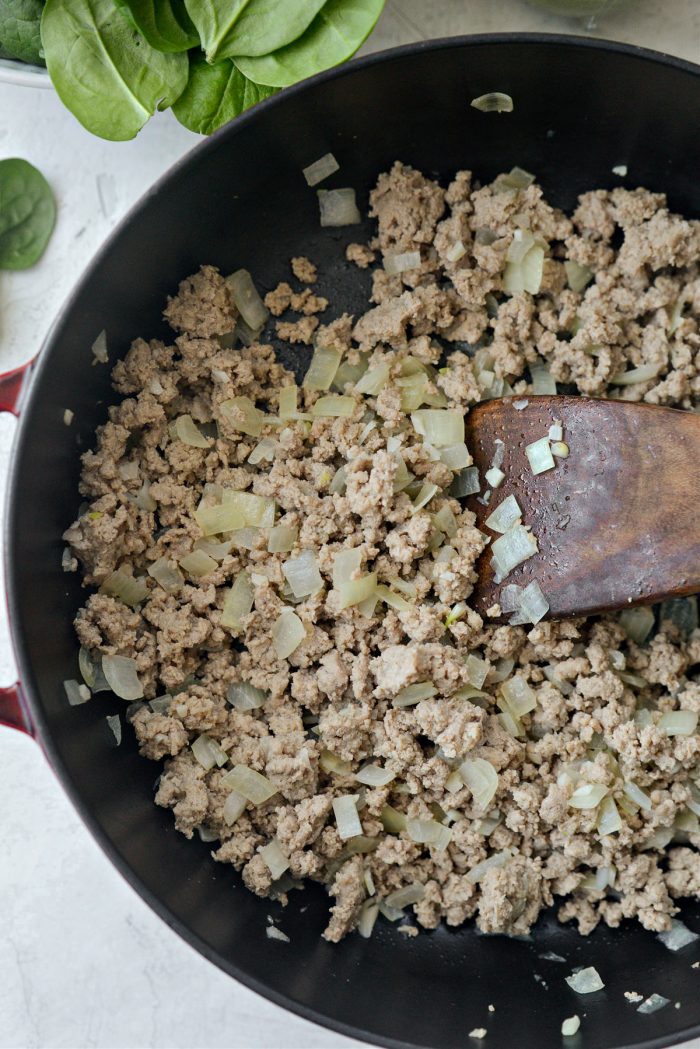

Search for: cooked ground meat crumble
xmin=65 ymin=161 xmax=700 ymax=943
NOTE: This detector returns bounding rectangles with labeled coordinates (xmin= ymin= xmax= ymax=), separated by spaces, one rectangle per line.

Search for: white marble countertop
xmin=1 ymin=2 xmax=699 ymax=1047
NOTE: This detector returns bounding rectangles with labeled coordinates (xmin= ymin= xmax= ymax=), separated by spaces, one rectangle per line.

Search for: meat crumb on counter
xmin=66 ymin=160 xmax=700 ymax=943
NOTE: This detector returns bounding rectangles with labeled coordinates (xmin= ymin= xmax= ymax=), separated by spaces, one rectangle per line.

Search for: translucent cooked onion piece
xmin=223 ymin=790 xmax=247 ymax=826
xmin=319 ymin=749 xmax=353 ymax=775
xmin=64 ymin=679 xmax=91 ymax=706
xmin=302 ymin=152 xmax=339 ymax=186
xmin=411 ymin=482 xmax=439 ymax=513
xmin=471 ymin=92 xmax=514 ymax=113
xmin=467 ymin=849 xmax=513 ymax=883
xmin=659 ymin=710 xmax=698 ymax=735
xmin=450 ymin=466 xmax=480 ymax=497
xmin=623 ymin=780 xmax=652 ymax=811
xmin=657 ymin=919 xmax=699 ymax=952
xmin=232 ymin=527 xmax=261 ymax=550
xmin=561 ymin=1016 xmax=581 ymax=1038
xmin=503 ymin=245 xmax=544 ymax=295
xmin=393 ymin=682 xmax=437 ymax=707
xmin=259 ymin=838 xmax=290 ymax=879
xmin=248 ymin=437 xmax=277 ymax=465
xmin=355 ymin=764 xmax=395 ymax=787
xmin=619 ymin=606 xmax=654 ymax=644
xmin=333 ymin=794 xmax=363 ymax=839
xmin=411 ymin=409 xmax=464 ymax=447
xmin=194 ymin=502 xmax=245 ymax=536
xmin=459 ymin=758 xmax=498 ymax=810
xmin=272 ymin=610 xmax=306 ymax=658
xmin=385 ymin=250 xmax=421 ymax=274
xmin=318 ymin=188 xmax=361 ymax=227
xmin=227 ymin=681 xmax=267 ymax=712
xmin=219 ymin=395 xmax=263 ymax=437
xmin=311 ymin=394 xmax=355 ymax=417
xmin=226 ymin=269 xmax=269 ymax=331
xmin=526 ymin=437 xmax=555 ymax=475
xmin=465 ymin=654 xmax=489 ymax=689
xmin=439 ymin=443 xmax=471 ymax=470
xmin=106 ymin=714 xmax=122 ymax=745
xmin=179 ymin=550 xmax=217 ymax=578
xmin=100 ymin=567 xmax=149 ymax=607
xmin=102 ymin=654 xmax=144 ymax=701
xmin=566 ymin=967 xmax=604 ymax=994
xmin=530 ymin=362 xmax=557 ymax=394
xmin=518 ymin=580 xmax=549 ymax=624
xmin=485 ymin=494 xmax=522 ymax=533
xmin=385 ymin=883 xmax=425 ymax=908
xmin=637 ymin=994 xmax=669 ymax=1015
xmin=268 ymin=525 xmax=298 ymax=553
xmin=278 ymin=385 xmax=298 ymax=419
xmin=221 ymin=571 xmax=255 ymax=632
xmin=223 ymin=764 xmax=277 ymax=804
xmin=491 ymin=523 xmax=538 ymax=577
xmin=136 ymin=480 xmax=158 ymax=511
xmin=222 ymin=490 xmax=275 ymax=527
xmin=551 ymin=441 xmax=569 ymax=458
xmin=304 ymin=345 xmax=342 ymax=391
xmin=501 ymin=676 xmax=536 ymax=717
xmin=358 ymin=898 xmax=380 ymax=939
xmin=92 ymin=329 xmax=108 ymax=363
xmin=332 ymin=547 xmax=363 ymax=588
xmin=445 ymin=240 xmax=467 ymax=262
xmin=485 ymin=467 xmax=505 ymax=488
xmin=380 ymin=804 xmax=407 ymax=833
xmin=609 ymin=363 xmax=660 ymax=386
xmin=337 ymin=572 xmax=377 ymax=610
xmin=596 ymin=795 xmax=622 ymax=836
xmin=355 ymin=362 xmax=390 ymax=396
xmin=191 ymin=733 xmax=228 ymax=771
xmin=375 ymin=585 xmax=412 ymax=612
xmin=174 ymin=414 xmax=212 ymax=449
xmin=405 ymin=817 xmax=452 ymax=851
xmin=282 ymin=550 xmax=323 ymax=598
xmin=564 ymin=260 xmax=593 ymax=293
xmin=569 ymin=783 xmax=607 ymax=809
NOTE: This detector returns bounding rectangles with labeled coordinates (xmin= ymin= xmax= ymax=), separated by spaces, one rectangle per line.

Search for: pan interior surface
xmin=8 ymin=36 xmax=700 ymax=1049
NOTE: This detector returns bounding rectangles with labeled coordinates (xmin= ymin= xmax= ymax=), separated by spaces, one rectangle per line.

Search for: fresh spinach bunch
xmin=0 ymin=158 xmax=56 ymax=269
xmin=0 ymin=0 xmax=385 ymax=140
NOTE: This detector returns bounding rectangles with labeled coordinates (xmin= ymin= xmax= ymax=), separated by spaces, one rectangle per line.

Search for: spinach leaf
xmin=0 ymin=0 xmax=45 ymax=66
xmin=114 ymin=0 xmax=198 ymax=53
xmin=41 ymin=0 xmax=189 ymax=141
xmin=172 ymin=51 xmax=276 ymax=134
xmin=0 ymin=158 xmax=56 ymax=270
xmin=184 ymin=0 xmax=325 ymax=63
xmin=234 ymin=0 xmax=385 ymax=88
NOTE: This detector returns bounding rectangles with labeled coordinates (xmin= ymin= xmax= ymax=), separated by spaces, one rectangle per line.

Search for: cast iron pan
xmin=3 ymin=34 xmax=700 ymax=1049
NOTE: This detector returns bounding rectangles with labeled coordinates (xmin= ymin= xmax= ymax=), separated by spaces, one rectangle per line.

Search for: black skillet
xmin=3 ymin=34 xmax=700 ymax=1049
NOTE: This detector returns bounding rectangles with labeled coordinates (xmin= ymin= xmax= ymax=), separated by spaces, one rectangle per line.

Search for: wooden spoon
xmin=463 ymin=395 xmax=700 ymax=621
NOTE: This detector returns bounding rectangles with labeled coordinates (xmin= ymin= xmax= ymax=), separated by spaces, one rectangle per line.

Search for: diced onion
xmin=92 ymin=329 xmax=108 ymax=363
xmin=551 ymin=441 xmax=569 ymax=458
xmin=501 ymin=676 xmax=536 ymax=716
xmin=179 ymin=550 xmax=217 ymax=578
xmin=518 ymin=580 xmax=549 ymax=624
xmin=100 ymin=567 xmax=149 ymax=607
xmin=278 ymin=386 xmax=298 ymax=419
xmin=193 ymin=537 xmax=235 ymax=563
xmin=136 ymin=480 xmax=157 ymax=511
xmin=221 ymin=571 xmax=255 ymax=631
xmin=248 ymin=436 xmax=277 ymax=465
xmin=612 ymin=164 xmax=628 ymax=177
xmin=174 ymin=414 xmax=211 ymax=449
xmin=259 ymin=838 xmax=290 ymax=879
xmin=355 ymin=764 xmax=395 ymax=787
xmin=530 ymin=363 xmax=557 ymax=394
xmin=623 ymin=780 xmax=652 ymax=811
xmin=311 ymin=394 xmax=355 ymax=417
xmin=659 ymin=710 xmax=698 ymax=736
xmin=64 ymin=679 xmax=91 ymax=706
xmin=485 ymin=494 xmax=522 ymax=534
xmin=227 ymin=681 xmax=267 ymax=712
xmin=439 ymin=443 xmax=471 ymax=471
xmin=610 ymin=364 xmax=660 ymax=386
xmin=470 ymin=92 xmax=514 ymax=113
xmin=385 ymin=884 xmax=425 ymax=908
xmin=380 ymin=804 xmax=407 ymax=833
xmin=460 ymin=758 xmax=498 ymax=810
xmin=561 ymin=1017 xmax=580 ymax=1038
xmin=320 ymin=749 xmax=353 ymax=775
xmin=194 ymin=502 xmax=245 ymax=536
xmin=227 ymin=269 xmax=269 ymax=330
xmin=332 ymin=548 xmax=363 ymax=588
xmin=619 ymin=606 xmax=654 ymax=644
xmin=445 ymin=240 xmax=467 ymax=263
xmin=223 ymin=791 xmax=247 ymax=826
xmin=596 ymin=795 xmax=622 ymax=836
xmin=564 ymin=260 xmax=593 ymax=293
xmin=405 ymin=817 xmax=452 ymax=851
xmin=376 ymin=585 xmax=411 ymax=612
xmin=569 ymin=783 xmax=608 ymax=809
xmin=411 ymin=409 xmax=464 ymax=447
xmin=220 ymin=395 xmax=263 ymax=437
xmin=503 ymin=244 xmax=544 ymax=295
xmin=491 ymin=523 xmax=538 ymax=576
xmin=513 ymin=398 xmax=529 ymax=410
xmin=358 ymin=898 xmax=380 ymax=939
xmin=232 ymin=527 xmax=261 ymax=550
xmin=385 ymin=250 xmax=421 ymax=274
xmin=223 ymin=764 xmax=277 ymax=804
xmin=272 ymin=610 xmax=306 ymax=658
xmin=222 ymin=490 xmax=276 ymax=527
xmin=485 ymin=467 xmax=505 ymax=488
xmin=105 ymin=714 xmax=121 ymax=744
xmin=637 ymin=994 xmax=669 ymax=1015
xmin=149 ymin=694 xmax=172 ymax=713
xmin=283 ymin=550 xmax=323 ymax=598
xmin=548 ymin=422 xmax=563 ymax=442
xmin=355 ymin=362 xmax=390 ymax=396
xmin=337 ymin=572 xmax=377 ymax=610
xmin=526 ymin=437 xmax=555 ymax=475
xmin=268 ymin=525 xmax=298 ymax=553
xmin=465 ymin=654 xmax=489 ymax=689
xmin=657 ymin=918 xmax=699 ymax=952
xmin=303 ymin=152 xmax=339 ymax=186
xmin=466 ymin=849 xmax=513 ymax=883
xmin=393 ymin=682 xmax=437 ymax=707
xmin=450 ymin=466 xmax=480 ymax=498
xmin=333 ymin=794 xmax=363 ymax=839
xmin=318 ymin=188 xmax=361 ymax=227
xmin=411 ymin=482 xmax=439 ymax=513
xmin=102 ymin=654 xmax=144 ymax=701
xmin=643 ymin=825 xmax=674 ymax=850
xmin=192 ymin=733 xmax=228 ymax=771
xmin=304 ymin=345 xmax=342 ymax=391
xmin=566 ymin=967 xmax=604 ymax=994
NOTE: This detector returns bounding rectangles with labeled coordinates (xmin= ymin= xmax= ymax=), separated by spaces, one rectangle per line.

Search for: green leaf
xmin=40 ymin=0 xmax=189 ymax=141
xmin=0 ymin=0 xmax=45 ymax=66
xmin=212 ymin=0 xmax=328 ymax=60
xmin=172 ymin=51 xmax=276 ymax=135
xmin=233 ymin=0 xmax=385 ymax=88
xmin=114 ymin=0 xmax=198 ymax=53
xmin=0 ymin=158 xmax=56 ymax=270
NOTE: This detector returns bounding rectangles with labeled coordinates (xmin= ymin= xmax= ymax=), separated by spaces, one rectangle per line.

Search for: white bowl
xmin=0 ymin=57 xmax=52 ymax=88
